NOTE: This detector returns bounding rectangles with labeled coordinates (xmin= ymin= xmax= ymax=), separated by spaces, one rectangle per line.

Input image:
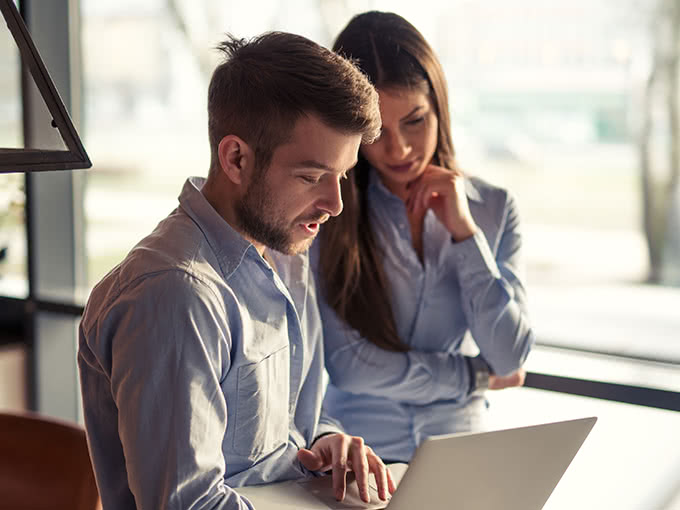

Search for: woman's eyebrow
xmin=400 ymin=105 xmax=425 ymax=121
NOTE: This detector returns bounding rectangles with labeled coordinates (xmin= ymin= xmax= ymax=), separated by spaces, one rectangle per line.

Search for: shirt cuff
xmin=447 ymin=230 xmax=500 ymax=281
xmin=310 ymin=431 xmax=337 ymax=449
xmin=313 ymin=417 xmax=344 ymax=446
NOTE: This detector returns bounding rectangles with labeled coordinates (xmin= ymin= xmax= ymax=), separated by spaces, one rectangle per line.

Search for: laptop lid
xmin=388 ymin=416 xmax=597 ymax=510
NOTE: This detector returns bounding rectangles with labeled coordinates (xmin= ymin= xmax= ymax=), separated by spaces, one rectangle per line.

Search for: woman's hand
xmin=489 ymin=368 xmax=526 ymax=390
xmin=405 ymin=163 xmax=478 ymax=241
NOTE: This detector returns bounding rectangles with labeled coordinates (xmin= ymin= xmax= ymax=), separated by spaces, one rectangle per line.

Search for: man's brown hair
xmin=207 ymin=31 xmax=381 ymax=175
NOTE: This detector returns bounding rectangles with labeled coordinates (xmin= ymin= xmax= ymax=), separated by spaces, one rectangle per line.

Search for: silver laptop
xmin=235 ymin=417 xmax=597 ymax=510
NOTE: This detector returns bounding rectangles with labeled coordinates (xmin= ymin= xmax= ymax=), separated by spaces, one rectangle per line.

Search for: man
xmin=78 ymin=32 xmax=392 ymax=510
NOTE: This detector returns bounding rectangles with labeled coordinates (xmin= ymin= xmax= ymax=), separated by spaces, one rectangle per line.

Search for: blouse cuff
xmin=447 ymin=230 xmax=500 ymax=281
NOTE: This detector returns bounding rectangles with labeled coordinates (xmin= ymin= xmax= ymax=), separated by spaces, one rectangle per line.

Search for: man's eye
xmin=300 ymin=175 xmax=320 ymax=184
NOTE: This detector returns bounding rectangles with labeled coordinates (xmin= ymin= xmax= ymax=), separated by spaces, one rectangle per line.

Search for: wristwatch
xmin=467 ymin=355 xmax=490 ymax=395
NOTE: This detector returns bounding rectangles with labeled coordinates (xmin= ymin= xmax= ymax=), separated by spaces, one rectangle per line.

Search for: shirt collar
xmin=178 ymin=176 xmax=259 ymax=278
xmin=367 ymin=168 xmax=402 ymax=205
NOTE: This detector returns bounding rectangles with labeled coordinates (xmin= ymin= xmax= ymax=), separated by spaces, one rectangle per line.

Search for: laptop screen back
xmin=388 ymin=417 xmax=596 ymax=510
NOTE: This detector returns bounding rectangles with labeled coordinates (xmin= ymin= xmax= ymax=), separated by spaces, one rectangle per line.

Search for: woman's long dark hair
xmin=319 ymin=11 xmax=456 ymax=352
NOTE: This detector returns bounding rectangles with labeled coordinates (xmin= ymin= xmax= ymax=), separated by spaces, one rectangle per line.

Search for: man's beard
xmin=235 ymin=172 xmax=310 ymax=255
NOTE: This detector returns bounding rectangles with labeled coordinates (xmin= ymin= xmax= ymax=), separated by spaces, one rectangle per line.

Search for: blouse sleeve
xmin=317 ymin=294 xmax=474 ymax=405
xmin=446 ymin=191 xmax=535 ymax=376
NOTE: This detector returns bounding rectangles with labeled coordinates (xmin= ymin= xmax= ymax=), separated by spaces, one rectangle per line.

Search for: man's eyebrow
xmin=298 ymin=160 xmax=333 ymax=172
xmin=400 ymin=105 xmax=424 ymax=121
xmin=297 ymin=159 xmax=358 ymax=174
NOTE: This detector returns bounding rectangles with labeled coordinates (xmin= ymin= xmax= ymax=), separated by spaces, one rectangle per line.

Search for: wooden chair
xmin=0 ymin=411 xmax=101 ymax=510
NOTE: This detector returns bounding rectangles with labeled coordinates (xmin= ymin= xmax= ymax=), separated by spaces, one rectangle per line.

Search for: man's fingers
xmin=331 ymin=462 xmax=348 ymax=501
xmin=331 ymin=435 xmax=350 ymax=501
xmin=297 ymin=448 xmax=324 ymax=471
xmin=348 ymin=436 xmax=370 ymax=503
xmin=386 ymin=466 xmax=397 ymax=494
xmin=366 ymin=447 xmax=390 ymax=501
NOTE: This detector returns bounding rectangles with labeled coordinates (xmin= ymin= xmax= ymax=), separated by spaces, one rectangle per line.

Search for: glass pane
xmin=82 ymin=1 xmax=208 ymax=285
xmin=0 ymin=6 xmax=27 ymax=297
xmin=82 ymin=0 xmax=679 ymax=364
xmin=426 ymin=0 xmax=680 ymax=363
xmin=0 ymin=2 xmax=21 ymax=149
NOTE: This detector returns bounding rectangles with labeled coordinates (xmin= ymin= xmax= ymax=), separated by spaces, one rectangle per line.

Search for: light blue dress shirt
xmin=78 ymin=177 xmax=341 ymax=510
xmin=315 ymin=170 xmax=534 ymax=462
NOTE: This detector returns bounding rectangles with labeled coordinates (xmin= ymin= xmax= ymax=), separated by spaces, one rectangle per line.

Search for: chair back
xmin=0 ymin=411 xmax=101 ymax=510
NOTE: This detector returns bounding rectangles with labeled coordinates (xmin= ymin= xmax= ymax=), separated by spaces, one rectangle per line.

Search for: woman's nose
xmin=386 ymin=131 xmax=411 ymax=160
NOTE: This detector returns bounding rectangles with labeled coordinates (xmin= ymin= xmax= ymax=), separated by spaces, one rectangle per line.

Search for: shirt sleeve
xmin=99 ymin=270 xmax=254 ymax=510
xmin=315 ymin=405 xmax=344 ymax=439
xmin=296 ymin=260 xmax=345 ymax=441
xmin=447 ymin=191 xmax=535 ymax=376
xmin=318 ymin=296 xmax=473 ymax=405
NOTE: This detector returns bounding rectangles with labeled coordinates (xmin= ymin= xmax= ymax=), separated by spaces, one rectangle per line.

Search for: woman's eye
xmin=405 ymin=116 xmax=425 ymax=126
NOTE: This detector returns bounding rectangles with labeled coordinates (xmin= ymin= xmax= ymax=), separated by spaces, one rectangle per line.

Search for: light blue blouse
xmin=315 ymin=170 xmax=534 ymax=462
xmin=79 ymin=177 xmax=341 ymax=510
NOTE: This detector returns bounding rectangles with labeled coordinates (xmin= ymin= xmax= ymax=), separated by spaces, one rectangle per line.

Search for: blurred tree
xmin=640 ymin=0 xmax=680 ymax=285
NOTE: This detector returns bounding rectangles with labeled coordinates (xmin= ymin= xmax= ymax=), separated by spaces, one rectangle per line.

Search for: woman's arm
xmin=319 ymin=296 xmax=474 ymax=404
xmin=451 ymin=191 xmax=535 ymax=376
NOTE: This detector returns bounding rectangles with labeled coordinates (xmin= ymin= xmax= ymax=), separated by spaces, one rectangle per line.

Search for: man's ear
xmin=217 ymin=135 xmax=253 ymax=185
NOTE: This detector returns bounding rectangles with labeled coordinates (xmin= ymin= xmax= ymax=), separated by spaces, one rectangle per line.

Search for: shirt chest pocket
xmin=233 ymin=345 xmax=290 ymax=459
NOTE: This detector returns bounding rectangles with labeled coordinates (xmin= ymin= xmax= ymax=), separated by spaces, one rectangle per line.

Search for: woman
xmin=315 ymin=11 xmax=535 ymax=463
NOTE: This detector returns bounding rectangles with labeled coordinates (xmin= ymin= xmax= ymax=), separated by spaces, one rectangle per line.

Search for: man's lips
xmin=300 ymin=222 xmax=320 ymax=235
xmin=298 ymin=216 xmax=328 ymax=235
xmin=299 ymin=215 xmax=329 ymax=226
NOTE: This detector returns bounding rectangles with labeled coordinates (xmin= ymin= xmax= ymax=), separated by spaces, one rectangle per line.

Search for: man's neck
xmin=201 ymin=176 xmax=266 ymax=256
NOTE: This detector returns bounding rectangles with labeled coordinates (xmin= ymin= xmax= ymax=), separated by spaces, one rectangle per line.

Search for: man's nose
xmin=318 ymin=177 xmax=343 ymax=217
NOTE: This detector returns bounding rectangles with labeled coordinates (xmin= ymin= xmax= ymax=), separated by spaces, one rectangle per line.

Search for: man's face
xmin=235 ymin=115 xmax=361 ymax=255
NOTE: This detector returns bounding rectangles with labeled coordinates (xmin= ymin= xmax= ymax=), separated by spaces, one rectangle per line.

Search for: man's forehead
xmin=274 ymin=125 xmax=361 ymax=170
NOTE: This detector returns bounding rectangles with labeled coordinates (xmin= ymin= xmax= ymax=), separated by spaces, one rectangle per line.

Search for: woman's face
xmin=360 ymin=86 xmax=439 ymax=197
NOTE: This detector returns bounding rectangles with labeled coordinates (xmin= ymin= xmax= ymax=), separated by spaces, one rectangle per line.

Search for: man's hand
xmin=489 ymin=368 xmax=526 ymax=390
xmin=297 ymin=433 xmax=396 ymax=503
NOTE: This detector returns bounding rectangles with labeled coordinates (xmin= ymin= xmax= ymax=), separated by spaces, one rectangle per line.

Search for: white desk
xmin=486 ymin=387 xmax=680 ymax=510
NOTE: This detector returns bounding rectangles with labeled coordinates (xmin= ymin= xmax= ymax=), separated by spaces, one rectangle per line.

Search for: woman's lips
xmin=387 ymin=160 xmax=416 ymax=173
